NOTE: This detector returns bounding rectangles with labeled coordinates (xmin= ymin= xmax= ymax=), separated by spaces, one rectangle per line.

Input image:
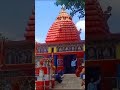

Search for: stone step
xmin=52 ymin=74 xmax=85 ymax=90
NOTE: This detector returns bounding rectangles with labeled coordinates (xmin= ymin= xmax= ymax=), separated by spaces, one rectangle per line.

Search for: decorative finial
xmin=61 ymin=4 xmax=66 ymax=11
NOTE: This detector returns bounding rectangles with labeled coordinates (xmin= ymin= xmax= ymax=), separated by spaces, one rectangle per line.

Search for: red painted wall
xmin=86 ymin=59 xmax=120 ymax=90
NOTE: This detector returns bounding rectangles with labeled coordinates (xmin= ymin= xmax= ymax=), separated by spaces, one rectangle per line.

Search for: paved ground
xmin=51 ymin=74 xmax=85 ymax=90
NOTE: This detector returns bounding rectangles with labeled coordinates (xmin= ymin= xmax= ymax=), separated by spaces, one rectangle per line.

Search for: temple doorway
xmin=63 ymin=54 xmax=76 ymax=74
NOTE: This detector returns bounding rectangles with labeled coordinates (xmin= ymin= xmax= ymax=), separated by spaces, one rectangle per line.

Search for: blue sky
xmin=35 ymin=0 xmax=85 ymax=43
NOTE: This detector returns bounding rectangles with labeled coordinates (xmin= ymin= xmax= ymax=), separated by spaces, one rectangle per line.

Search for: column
xmin=57 ymin=55 xmax=64 ymax=72
xmin=0 ymin=40 xmax=4 ymax=65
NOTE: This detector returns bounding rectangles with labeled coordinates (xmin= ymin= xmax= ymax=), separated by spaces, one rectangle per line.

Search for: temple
xmin=35 ymin=6 xmax=85 ymax=90
xmin=35 ymin=6 xmax=85 ymax=73
xmin=86 ymin=0 xmax=120 ymax=89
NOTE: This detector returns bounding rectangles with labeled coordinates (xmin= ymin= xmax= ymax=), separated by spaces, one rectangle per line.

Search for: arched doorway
xmin=63 ymin=54 xmax=76 ymax=74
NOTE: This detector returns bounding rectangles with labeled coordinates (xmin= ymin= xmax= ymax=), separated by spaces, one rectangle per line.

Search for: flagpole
xmin=0 ymin=37 xmax=4 ymax=65
xmin=0 ymin=36 xmax=7 ymax=66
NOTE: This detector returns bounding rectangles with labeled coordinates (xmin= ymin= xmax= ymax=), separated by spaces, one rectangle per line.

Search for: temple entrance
xmin=63 ymin=54 xmax=76 ymax=74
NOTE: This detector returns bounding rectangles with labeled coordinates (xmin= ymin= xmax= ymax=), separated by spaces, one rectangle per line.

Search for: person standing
xmin=87 ymin=76 xmax=101 ymax=90
xmin=71 ymin=58 xmax=77 ymax=73
xmin=80 ymin=67 xmax=85 ymax=88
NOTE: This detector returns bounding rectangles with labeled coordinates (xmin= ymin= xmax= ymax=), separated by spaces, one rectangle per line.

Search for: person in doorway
xmin=71 ymin=58 xmax=77 ymax=73
xmin=87 ymin=76 xmax=101 ymax=90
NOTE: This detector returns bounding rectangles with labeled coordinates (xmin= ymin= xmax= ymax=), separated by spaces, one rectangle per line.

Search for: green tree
xmin=55 ymin=0 xmax=85 ymax=19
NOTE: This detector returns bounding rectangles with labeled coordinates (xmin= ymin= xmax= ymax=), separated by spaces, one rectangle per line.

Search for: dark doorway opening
xmin=63 ymin=54 xmax=76 ymax=74
xmin=117 ymin=64 xmax=120 ymax=88
xmin=86 ymin=66 xmax=101 ymax=90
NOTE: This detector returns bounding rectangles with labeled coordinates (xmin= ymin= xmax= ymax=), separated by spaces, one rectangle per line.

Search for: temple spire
xmin=56 ymin=4 xmax=72 ymax=21
xmin=46 ymin=5 xmax=80 ymax=43
xmin=61 ymin=4 xmax=66 ymax=12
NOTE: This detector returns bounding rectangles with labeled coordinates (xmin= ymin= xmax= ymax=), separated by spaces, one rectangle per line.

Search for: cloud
xmin=0 ymin=0 xmax=34 ymax=41
xmin=75 ymin=20 xmax=85 ymax=40
xmin=35 ymin=36 xmax=45 ymax=43
xmin=75 ymin=20 xmax=85 ymax=32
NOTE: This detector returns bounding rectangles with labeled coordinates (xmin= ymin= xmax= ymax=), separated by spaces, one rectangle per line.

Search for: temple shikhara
xmin=35 ymin=6 xmax=85 ymax=90
xmin=24 ymin=10 xmax=35 ymax=41
xmin=86 ymin=0 xmax=120 ymax=90
xmin=0 ymin=10 xmax=35 ymax=89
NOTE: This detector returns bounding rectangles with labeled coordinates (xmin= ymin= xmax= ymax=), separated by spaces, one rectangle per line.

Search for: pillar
xmin=57 ymin=55 xmax=64 ymax=72
xmin=0 ymin=40 xmax=4 ymax=65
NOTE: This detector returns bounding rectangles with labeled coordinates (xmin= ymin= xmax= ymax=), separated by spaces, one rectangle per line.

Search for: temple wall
xmin=3 ymin=41 xmax=34 ymax=64
xmin=36 ymin=42 xmax=85 ymax=72
xmin=86 ymin=60 xmax=120 ymax=90
xmin=86 ymin=41 xmax=116 ymax=60
xmin=36 ymin=42 xmax=84 ymax=54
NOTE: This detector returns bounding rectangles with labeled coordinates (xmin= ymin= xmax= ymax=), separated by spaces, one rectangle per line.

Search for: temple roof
xmin=86 ymin=0 xmax=110 ymax=40
xmin=24 ymin=10 xmax=35 ymax=41
xmin=45 ymin=5 xmax=81 ymax=44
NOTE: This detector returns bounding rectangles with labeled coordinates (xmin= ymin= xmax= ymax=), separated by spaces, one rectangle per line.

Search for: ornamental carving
xmin=78 ymin=46 xmax=82 ymax=51
xmin=72 ymin=46 xmax=75 ymax=51
xmin=5 ymin=48 xmax=33 ymax=64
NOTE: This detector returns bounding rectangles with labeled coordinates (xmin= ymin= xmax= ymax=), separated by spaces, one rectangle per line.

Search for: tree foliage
xmin=55 ymin=0 xmax=85 ymax=19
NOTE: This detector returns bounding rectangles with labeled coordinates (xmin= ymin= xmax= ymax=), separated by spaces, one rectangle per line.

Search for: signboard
xmin=57 ymin=59 xmax=63 ymax=66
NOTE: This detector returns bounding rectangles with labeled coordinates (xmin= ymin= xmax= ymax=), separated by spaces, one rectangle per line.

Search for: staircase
xmin=51 ymin=74 xmax=85 ymax=90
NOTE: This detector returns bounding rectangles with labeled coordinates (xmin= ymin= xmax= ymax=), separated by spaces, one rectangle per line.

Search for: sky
xmin=0 ymin=0 xmax=34 ymax=41
xmin=99 ymin=0 xmax=120 ymax=33
xmin=0 ymin=0 xmax=119 ymax=41
xmin=35 ymin=0 xmax=85 ymax=43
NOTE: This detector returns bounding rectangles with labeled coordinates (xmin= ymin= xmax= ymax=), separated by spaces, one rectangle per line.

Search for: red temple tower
xmin=46 ymin=6 xmax=80 ymax=44
xmin=24 ymin=10 xmax=35 ymax=41
xmin=86 ymin=0 xmax=120 ymax=90
xmin=86 ymin=0 xmax=110 ymax=41
xmin=0 ymin=10 xmax=35 ymax=90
